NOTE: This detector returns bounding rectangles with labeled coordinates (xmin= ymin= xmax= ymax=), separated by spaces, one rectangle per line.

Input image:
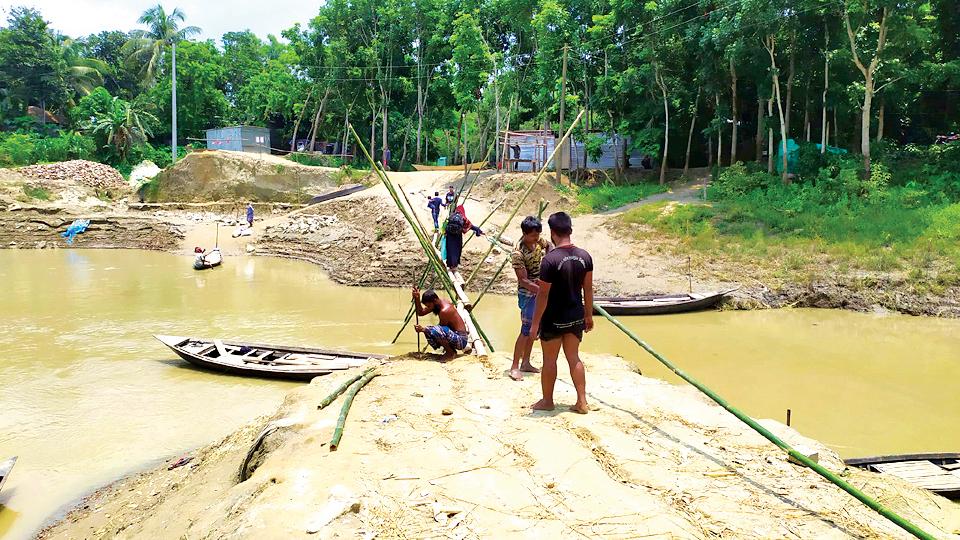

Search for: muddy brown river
xmin=2 ymin=250 xmax=958 ymax=538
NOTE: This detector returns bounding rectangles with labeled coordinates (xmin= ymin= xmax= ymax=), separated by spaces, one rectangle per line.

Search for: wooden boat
xmin=413 ymin=160 xmax=487 ymax=172
xmin=845 ymin=453 xmax=960 ymax=498
xmin=155 ymin=335 xmax=385 ymax=381
xmin=0 ymin=456 xmax=16 ymax=494
xmin=594 ymin=290 xmax=734 ymax=316
xmin=193 ymin=248 xmax=222 ymax=270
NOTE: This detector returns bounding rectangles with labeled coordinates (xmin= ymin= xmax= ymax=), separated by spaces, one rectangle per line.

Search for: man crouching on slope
xmin=413 ymin=287 xmax=470 ymax=362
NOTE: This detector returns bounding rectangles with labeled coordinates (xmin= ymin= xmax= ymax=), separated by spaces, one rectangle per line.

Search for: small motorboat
xmin=193 ymin=247 xmax=222 ymax=270
xmin=594 ymin=290 xmax=735 ymax=316
xmin=845 ymin=453 xmax=960 ymax=499
xmin=0 ymin=456 xmax=16 ymax=494
xmin=155 ymin=335 xmax=386 ymax=381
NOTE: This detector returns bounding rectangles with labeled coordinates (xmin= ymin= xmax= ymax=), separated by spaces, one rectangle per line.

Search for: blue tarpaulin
xmin=61 ymin=219 xmax=90 ymax=244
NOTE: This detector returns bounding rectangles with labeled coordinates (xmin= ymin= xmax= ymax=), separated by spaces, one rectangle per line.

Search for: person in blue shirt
xmin=426 ymin=192 xmax=444 ymax=230
xmin=246 ymin=203 xmax=254 ymax=227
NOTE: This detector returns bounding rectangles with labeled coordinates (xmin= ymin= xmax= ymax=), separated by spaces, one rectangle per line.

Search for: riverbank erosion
xmin=3 ymin=155 xmax=960 ymax=317
xmin=40 ymin=354 xmax=960 ymax=539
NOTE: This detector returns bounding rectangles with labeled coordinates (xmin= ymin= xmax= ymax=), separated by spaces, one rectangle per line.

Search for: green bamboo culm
xmin=593 ymin=305 xmax=936 ymax=540
xmin=317 ymin=367 xmax=375 ymax=410
xmin=392 ymin=235 xmax=446 ymax=344
xmin=349 ymin=125 xmax=457 ymax=301
xmin=464 ymin=109 xmax=585 ymax=287
xmin=329 ymin=370 xmax=379 ymax=451
xmin=471 ymin=253 xmax=510 ymax=309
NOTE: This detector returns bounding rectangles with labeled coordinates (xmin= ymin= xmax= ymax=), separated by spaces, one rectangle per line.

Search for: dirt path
xmin=602 ymin=178 xmax=709 ymax=215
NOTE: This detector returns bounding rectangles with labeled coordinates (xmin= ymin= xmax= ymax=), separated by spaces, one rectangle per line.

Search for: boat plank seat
xmin=873 ymin=461 xmax=960 ymax=492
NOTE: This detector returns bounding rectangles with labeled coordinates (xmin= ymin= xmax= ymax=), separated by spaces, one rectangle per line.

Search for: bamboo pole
xmin=317 ymin=368 xmax=375 ymax=410
xmin=391 ymin=235 xmax=446 ymax=344
xmin=464 ymin=110 xmax=585 ymax=288
xmin=592 ymin=305 xmax=936 ymax=540
xmin=329 ymin=370 xmax=379 ymax=451
xmin=462 ymin=198 xmax=506 ymax=249
xmin=350 ymin=124 xmax=489 ymax=355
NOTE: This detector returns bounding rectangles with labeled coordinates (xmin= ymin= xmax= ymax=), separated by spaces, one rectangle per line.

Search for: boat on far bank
xmin=155 ymin=335 xmax=386 ymax=381
xmin=594 ymin=290 xmax=735 ymax=316
xmin=845 ymin=453 xmax=960 ymax=499
xmin=0 ymin=456 xmax=16 ymax=495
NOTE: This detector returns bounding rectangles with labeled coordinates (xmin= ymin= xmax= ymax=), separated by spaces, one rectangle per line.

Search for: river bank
xmin=38 ymin=353 xmax=960 ymax=539
xmin=3 ymin=168 xmax=960 ymax=318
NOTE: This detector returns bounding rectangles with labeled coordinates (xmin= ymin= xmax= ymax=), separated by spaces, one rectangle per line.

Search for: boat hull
xmin=845 ymin=453 xmax=960 ymax=499
xmin=0 ymin=456 xmax=16 ymax=494
xmin=155 ymin=335 xmax=384 ymax=381
xmin=594 ymin=290 xmax=732 ymax=316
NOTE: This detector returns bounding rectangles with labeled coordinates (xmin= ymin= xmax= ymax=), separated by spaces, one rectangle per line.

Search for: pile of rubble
xmin=18 ymin=160 xmax=128 ymax=192
xmin=268 ymin=215 xmax=340 ymax=235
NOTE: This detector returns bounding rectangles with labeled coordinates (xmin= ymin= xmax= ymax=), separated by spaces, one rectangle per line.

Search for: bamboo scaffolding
xmin=349 ymin=125 xmax=490 ymax=355
xmin=593 ymin=305 xmax=935 ymax=540
xmin=329 ymin=370 xmax=379 ymax=451
xmin=464 ymin=110 xmax=585 ymax=288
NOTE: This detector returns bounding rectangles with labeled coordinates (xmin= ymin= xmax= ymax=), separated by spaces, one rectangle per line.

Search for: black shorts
xmin=540 ymin=320 xmax=584 ymax=342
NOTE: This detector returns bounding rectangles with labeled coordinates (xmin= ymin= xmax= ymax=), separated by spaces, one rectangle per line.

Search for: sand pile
xmin=17 ymin=160 xmax=127 ymax=192
xmin=144 ymin=151 xmax=342 ymax=203
xmin=40 ymin=353 xmax=960 ymax=539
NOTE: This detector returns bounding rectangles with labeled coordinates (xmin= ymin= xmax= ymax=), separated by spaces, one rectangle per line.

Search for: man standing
xmin=412 ymin=287 xmax=470 ymax=361
xmin=427 ymin=192 xmax=444 ymax=230
xmin=444 ymin=186 xmax=456 ymax=212
xmin=246 ymin=202 xmax=254 ymax=228
xmin=509 ymin=216 xmax=551 ymax=381
xmin=529 ymin=212 xmax=593 ymax=414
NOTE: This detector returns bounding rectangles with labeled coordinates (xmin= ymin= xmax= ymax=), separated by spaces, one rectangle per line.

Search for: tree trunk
xmin=708 ymin=135 xmax=714 ymax=168
xmin=370 ymin=109 xmax=377 ymax=166
xmin=716 ymin=93 xmax=723 ymax=168
xmin=784 ymin=35 xmax=796 ymax=142
xmin=767 ymin=92 xmax=774 ymax=174
xmin=764 ymin=35 xmax=790 ymax=184
xmin=454 ymin=111 xmax=464 ymax=165
xmin=821 ymin=21 xmax=830 ymax=154
xmin=756 ymin=96 xmax=765 ymax=162
xmin=845 ymin=6 xmax=889 ymax=174
xmin=803 ymin=83 xmax=811 ymax=142
xmin=655 ymin=68 xmax=669 ymax=185
xmin=290 ymin=88 xmax=314 ymax=151
xmin=833 ymin=108 xmax=838 ymax=149
xmin=729 ymin=58 xmax=738 ymax=164
xmin=684 ymin=85 xmax=702 ymax=176
xmin=876 ymin=99 xmax=885 ymax=142
xmin=382 ymin=104 xmax=388 ymax=167
xmin=308 ymin=87 xmax=331 ymax=153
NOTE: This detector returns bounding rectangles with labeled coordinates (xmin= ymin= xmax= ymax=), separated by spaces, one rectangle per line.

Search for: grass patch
xmin=576 ymin=181 xmax=668 ymax=213
xmin=22 ymin=184 xmax=50 ymax=200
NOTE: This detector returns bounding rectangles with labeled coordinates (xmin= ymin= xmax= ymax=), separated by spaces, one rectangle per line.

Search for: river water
xmin=1 ymin=250 xmax=958 ymax=538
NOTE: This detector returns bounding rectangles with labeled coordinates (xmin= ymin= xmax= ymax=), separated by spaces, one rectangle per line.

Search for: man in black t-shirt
xmin=529 ymin=212 xmax=594 ymax=414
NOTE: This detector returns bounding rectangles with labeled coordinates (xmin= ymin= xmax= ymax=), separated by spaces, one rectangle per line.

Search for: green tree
xmin=0 ymin=7 xmax=70 ymax=122
xmin=450 ymin=11 xmax=492 ymax=163
xmin=123 ymin=5 xmax=200 ymax=85
xmin=145 ymin=40 xmax=229 ymax=140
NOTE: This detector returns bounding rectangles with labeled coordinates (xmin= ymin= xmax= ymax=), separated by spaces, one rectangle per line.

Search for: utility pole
xmin=171 ymin=40 xmax=178 ymax=165
xmin=556 ymin=44 xmax=568 ymax=183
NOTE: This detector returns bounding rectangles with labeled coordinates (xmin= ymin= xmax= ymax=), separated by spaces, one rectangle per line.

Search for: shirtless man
xmin=529 ymin=212 xmax=594 ymax=414
xmin=412 ymin=287 xmax=470 ymax=361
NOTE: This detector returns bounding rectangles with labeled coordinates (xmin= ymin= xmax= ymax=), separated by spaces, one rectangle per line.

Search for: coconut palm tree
xmin=123 ymin=5 xmax=199 ymax=164
xmin=91 ymin=96 xmax=158 ymax=160
xmin=56 ymin=36 xmax=111 ymax=98
xmin=123 ymin=5 xmax=199 ymax=85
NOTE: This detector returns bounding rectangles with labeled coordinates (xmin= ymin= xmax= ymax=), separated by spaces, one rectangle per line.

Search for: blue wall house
xmin=205 ymin=126 xmax=271 ymax=154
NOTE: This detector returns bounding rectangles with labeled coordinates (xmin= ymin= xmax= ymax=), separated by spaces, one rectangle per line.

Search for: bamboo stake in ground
xmin=329 ymin=370 xmax=379 ymax=451
xmin=464 ymin=109 xmax=585 ymax=287
xmin=592 ymin=305 xmax=935 ymax=540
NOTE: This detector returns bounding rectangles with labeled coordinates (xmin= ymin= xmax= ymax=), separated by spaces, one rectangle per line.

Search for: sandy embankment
xmin=40 ymin=354 xmax=960 ymax=539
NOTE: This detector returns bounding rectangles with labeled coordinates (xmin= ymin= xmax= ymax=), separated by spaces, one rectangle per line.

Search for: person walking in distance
xmin=509 ymin=216 xmax=551 ymax=381
xmin=529 ymin=212 xmax=594 ymax=414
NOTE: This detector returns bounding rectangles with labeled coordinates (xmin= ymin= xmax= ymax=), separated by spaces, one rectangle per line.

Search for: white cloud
xmin=0 ymin=0 xmax=323 ymax=44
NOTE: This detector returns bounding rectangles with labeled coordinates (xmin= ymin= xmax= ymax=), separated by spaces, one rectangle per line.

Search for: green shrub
xmin=576 ymin=181 xmax=668 ymax=213
xmin=713 ymin=162 xmax=776 ymax=199
xmin=0 ymin=133 xmax=37 ymax=166
xmin=288 ymin=153 xmax=343 ymax=167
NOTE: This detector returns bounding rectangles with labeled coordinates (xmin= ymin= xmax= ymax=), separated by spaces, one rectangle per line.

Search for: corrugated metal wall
xmin=205 ymin=126 xmax=270 ymax=154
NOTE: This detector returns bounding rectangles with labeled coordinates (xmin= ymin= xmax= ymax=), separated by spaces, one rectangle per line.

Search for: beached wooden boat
xmin=155 ymin=335 xmax=386 ymax=381
xmin=845 ymin=453 xmax=960 ymax=498
xmin=0 ymin=456 xmax=16 ymax=494
xmin=413 ymin=160 xmax=487 ymax=172
xmin=193 ymin=248 xmax=222 ymax=270
xmin=594 ymin=290 xmax=734 ymax=316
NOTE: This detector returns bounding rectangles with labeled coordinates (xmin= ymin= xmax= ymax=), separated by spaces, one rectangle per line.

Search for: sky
xmin=0 ymin=0 xmax=324 ymax=43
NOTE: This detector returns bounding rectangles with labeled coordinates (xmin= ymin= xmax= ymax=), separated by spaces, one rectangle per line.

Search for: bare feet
xmin=509 ymin=368 xmax=523 ymax=381
xmin=439 ymin=352 xmax=456 ymax=362
xmin=569 ymin=402 xmax=590 ymax=414
xmin=531 ymin=399 xmax=555 ymax=411
xmin=519 ymin=362 xmax=540 ymax=374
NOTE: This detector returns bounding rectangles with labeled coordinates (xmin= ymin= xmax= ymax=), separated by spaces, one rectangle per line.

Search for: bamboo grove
xmin=0 ymin=1 xmax=958 ymax=177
